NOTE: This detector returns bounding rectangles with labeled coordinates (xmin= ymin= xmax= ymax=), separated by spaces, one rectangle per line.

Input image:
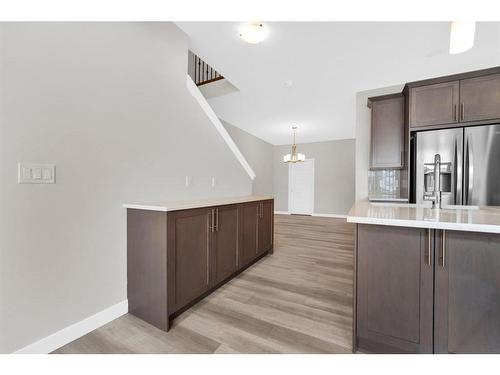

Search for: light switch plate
xmin=18 ymin=163 xmax=55 ymax=184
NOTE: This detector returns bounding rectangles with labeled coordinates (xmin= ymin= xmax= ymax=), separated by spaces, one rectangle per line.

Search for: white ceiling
xmin=177 ymin=22 xmax=500 ymax=145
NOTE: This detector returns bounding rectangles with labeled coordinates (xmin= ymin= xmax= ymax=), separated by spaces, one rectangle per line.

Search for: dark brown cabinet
xmin=407 ymin=67 xmax=500 ymax=130
xmin=257 ymin=200 xmax=274 ymax=255
xmin=212 ymin=205 xmax=239 ymax=285
xmin=368 ymin=94 xmax=405 ymax=169
xmin=459 ymin=73 xmax=500 ymax=122
xmin=356 ymin=224 xmax=500 ymax=354
xmin=356 ymin=224 xmax=434 ymax=353
xmin=409 ymin=81 xmax=459 ymax=128
xmin=434 ymin=230 xmax=500 ymax=353
xmin=127 ymin=198 xmax=273 ymax=332
xmin=239 ymin=202 xmax=259 ymax=267
xmin=167 ymin=208 xmax=211 ymax=314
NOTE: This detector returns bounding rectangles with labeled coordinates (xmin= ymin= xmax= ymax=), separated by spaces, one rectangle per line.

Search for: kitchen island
xmin=124 ymin=195 xmax=274 ymax=332
xmin=347 ymin=201 xmax=500 ymax=354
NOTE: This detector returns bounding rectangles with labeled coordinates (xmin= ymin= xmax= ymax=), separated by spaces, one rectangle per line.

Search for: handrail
xmin=189 ymin=51 xmax=224 ymax=86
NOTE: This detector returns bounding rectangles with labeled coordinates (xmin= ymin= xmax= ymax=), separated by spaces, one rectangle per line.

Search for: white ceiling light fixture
xmin=283 ymin=126 xmax=305 ymax=163
xmin=239 ymin=22 xmax=269 ymax=44
xmin=449 ymin=21 xmax=476 ymax=54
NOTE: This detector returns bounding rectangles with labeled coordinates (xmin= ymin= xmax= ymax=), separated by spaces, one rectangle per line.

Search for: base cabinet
xmin=212 ymin=205 xmax=239 ymax=285
xmin=127 ymin=199 xmax=274 ymax=332
xmin=258 ymin=200 xmax=274 ymax=255
xmin=434 ymin=230 xmax=500 ymax=353
xmin=356 ymin=225 xmax=433 ymax=353
xmin=239 ymin=202 xmax=259 ymax=267
xmin=167 ymin=208 xmax=211 ymax=314
xmin=356 ymin=224 xmax=500 ymax=354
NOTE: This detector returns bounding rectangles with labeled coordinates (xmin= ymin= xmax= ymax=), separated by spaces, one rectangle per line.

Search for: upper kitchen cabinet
xmin=409 ymin=81 xmax=459 ymax=128
xmin=368 ymin=93 xmax=405 ymax=169
xmin=460 ymin=73 xmax=500 ymax=122
xmin=407 ymin=67 xmax=500 ymax=130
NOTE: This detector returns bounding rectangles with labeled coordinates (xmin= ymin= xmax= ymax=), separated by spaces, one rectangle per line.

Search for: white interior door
xmin=288 ymin=159 xmax=315 ymax=215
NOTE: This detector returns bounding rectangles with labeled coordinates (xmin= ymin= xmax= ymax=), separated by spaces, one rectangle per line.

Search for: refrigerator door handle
xmin=464 ymin=134 xmax=473 ymax=205
xmin=468 ymin=134 xmax=474 ymax=205
xmin=453 ymin=138 xmax=458 ymax=205
xmin=464 ymin=137 xmax=469 ymax=205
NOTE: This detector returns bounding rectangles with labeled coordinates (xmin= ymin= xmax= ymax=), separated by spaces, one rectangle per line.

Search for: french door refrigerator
xmin=414 ymin=124 xmax=500 ymax=206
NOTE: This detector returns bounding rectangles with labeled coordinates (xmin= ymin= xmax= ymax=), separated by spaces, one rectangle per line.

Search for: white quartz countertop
xmin=123 ymin=195 xmax=273 ymax=212
xmin=347 ymin=200 xmax=500 ymax=234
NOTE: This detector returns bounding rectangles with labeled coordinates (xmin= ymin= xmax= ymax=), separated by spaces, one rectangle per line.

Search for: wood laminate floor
xmin=54 ymin=214 xmax=355 ymax=354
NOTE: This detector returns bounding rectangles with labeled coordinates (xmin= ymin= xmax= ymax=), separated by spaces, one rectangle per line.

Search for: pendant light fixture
xmin=283 ymin=126 xmax=306 ymax=163
xmin=449 ymin=21 xmax=476 ymax=54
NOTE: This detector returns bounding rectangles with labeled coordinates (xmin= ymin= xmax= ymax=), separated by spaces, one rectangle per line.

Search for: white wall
xmin=223 ymin=120 xmax=274 ymax=196
xmin=355 ymin=84 xmax=404 ymax=201
xmin=274 ymin=139 xmax=355 ymax=215
xmin=0 ymin=22 xmax=252 ymax=353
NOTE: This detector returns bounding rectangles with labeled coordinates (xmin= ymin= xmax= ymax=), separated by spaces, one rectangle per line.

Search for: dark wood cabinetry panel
xmin=356 ymin=224 xmax=433 ymax=353
xmin=167 ymin=207 xmax=211 ymax=314
xmin=434 ymin=230 xmax=500 ymax=353
xmin=409 ymin=81 xmax=459 ymax=128
xmin=127 ymin=209 xmax=169 ymax=331
xmin=257 ymin=200 xmax=274 ymax=255
xmin=460 ymin=73 xmax=500 ymax=122
xmin=369 ymin=95 xmax=405 ymax=169
xmin=128 ymin=198 xmax=273 ymax=332
xmin=239 ymin=202 xmax=259 ymax=267
xmin=212 ymin=205 xmax=239 ymax=285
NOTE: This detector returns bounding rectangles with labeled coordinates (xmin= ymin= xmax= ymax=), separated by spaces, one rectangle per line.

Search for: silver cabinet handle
xmin=460 ymin=103 xmax=465 ymax=121
xmin=206 ymin=212 xmax=211 ymax=285
xmin=454 ymin=104 xmax=458 ymax=122
xmin=211 ymin=209 xmax=215 ymax=233
xmin=215 ymin=208 xmax=219 ymax=232
xmin=440 ymin=230 xmax=446 ymax=268
xmin=426 ymin=229 xmax=432 ymax=265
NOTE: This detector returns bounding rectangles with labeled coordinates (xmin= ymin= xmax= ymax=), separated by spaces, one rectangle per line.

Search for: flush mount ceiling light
xmin=283 ymin=126 xmax=305 ymax=163
xmin=449 ymin=21 xmax=476 ymax=54
xmin=239 ymin=22 xmax=269 ymax=44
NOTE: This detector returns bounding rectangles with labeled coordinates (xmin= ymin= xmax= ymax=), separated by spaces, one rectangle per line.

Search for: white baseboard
xmin=14 ymin=300 xmax=128 ymax=354
xmin=312 ymin=213 xmax=348 ymax=219
xmin=274 ymin=211 xmax=290 ymax=215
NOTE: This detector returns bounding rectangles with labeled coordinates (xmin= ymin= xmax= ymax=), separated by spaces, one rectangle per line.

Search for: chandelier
xmin=283 ymin=126 xmax=305 ymax=163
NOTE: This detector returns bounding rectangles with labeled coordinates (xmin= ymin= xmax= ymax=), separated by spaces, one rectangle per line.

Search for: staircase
xmin=186 ymin=53 xmax=254 ymax=180
xmin=188 ymin=51 xmax=224 ymax=86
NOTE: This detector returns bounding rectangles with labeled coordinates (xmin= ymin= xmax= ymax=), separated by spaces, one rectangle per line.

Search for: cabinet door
xmin=370 ymin=96 xmax=405 ymax=169
xmin=212 ymin=205 xmax=239 ymax=285
xmin=434 ymin=230 xmax=500 ymax=353
xmin=460 ymin=73 xmax=500 ymax=122
xmin=410 ymin=81 xmax=459 ymax=128
xmin=257 ymin=200 xmax=274 ymax=255
xmin=167 ymin=208 xmax=211 ymax=313
xmin=356 ymin=225 xmax=434 ymax=353
xmin=239 ymin=202 xmax=259 ymax=267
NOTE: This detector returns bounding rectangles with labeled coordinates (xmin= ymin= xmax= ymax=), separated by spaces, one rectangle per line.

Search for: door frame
xmin=288 ymin=158 xmax=315 ymax=215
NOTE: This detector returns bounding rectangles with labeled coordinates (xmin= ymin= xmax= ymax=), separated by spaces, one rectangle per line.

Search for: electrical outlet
xmin=185 ymin=175 xmax=192 ymax=187
xmin=211 ymin=176 xmax=217 ymax=188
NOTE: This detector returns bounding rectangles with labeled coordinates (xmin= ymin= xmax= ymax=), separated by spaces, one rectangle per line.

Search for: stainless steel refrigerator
xmin=414 ymin=124 xmax=500 ymax=206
